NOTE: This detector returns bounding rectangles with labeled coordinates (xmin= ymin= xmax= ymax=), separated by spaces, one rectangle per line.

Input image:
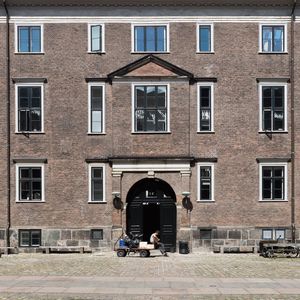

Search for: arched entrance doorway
xmin=126 ymin=178 xmax=177 ymax=251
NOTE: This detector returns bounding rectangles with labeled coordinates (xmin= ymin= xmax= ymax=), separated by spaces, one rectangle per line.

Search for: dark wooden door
xmin=160 ymin=201 xmax=176 ymax=251
xmin=126 ymin=199 xmax=143 ymax=236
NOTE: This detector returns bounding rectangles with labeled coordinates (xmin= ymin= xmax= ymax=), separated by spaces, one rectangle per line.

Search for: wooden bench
xmin=40 ymin=246 xmax=87 ymax=254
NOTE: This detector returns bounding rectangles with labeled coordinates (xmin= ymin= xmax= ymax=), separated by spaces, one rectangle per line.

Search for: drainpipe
xmin=3 ymin=0 xmax=11 ymax=248
xmin=290 ymin=0 xmax=297 ymax=242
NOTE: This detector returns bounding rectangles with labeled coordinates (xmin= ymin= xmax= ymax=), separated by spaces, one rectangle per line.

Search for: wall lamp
xmin=182 ymin=191 xmax=193 ymax=212
xmin=112 ymin=191 xmax=123 ymax=210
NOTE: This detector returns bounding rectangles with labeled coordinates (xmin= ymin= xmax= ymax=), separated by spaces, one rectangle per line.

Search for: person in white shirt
xmin=150 ymin=230 xmax=167 ymax=256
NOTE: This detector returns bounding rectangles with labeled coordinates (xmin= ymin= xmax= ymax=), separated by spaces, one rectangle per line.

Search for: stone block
xmin=213 ymin=229 xmax=227 ymax=239
xmin=90 ymin=240 xmax=100 ymax=248
xmin=72 ymin=230 xmax=90 ymax=240
xmin=247 ymin=239 xmax=256 ymax=246
xmin=61 ymin=230 xmax=71 ymax=240
xmin=228 ymin=230 xmax=241 ymax=239
xmin=0 ymin=230 xmax=5 ymax=240
xmin=249 ymin=229 xmax=261 ymax=240
xmin=224 ymin=239 xmax=238 ymax=246
xmin=242 ymin=230 xmax=249 ymax=240
xmin=66 ymin=240 xmax=79 ymax=246
xmin=212 ymin=239 xmax=224 ymax=246
xmin=202 ymin=239 xmax=212 ymax=248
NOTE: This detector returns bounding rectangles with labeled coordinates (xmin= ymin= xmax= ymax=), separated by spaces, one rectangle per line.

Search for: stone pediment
xmin=107 ymin=55 xmax=194 ymax=81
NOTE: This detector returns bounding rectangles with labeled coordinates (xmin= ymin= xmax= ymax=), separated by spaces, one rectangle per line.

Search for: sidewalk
xmin=0 ymin=275 xmax=300 ymax=296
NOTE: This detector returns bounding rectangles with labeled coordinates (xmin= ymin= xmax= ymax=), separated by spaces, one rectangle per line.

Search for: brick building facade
xmin=0 ymin=0 xmax=299 ymax=252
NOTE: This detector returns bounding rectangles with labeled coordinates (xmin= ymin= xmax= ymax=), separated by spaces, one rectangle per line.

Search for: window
xmin=88 ymin=84 xmax=105 ymax=133
xmin=197 ymin=24 xmax=213 ymax=52
xmin=133 ymin=25 xmax=168 ymax=52
xmin=133 ymin=84 xmax=169 ymax=132
xmin=19 ymin=230 xmax=41 ymax=247
xmin=200 ymin=229 xmax=212 ymax=239
xmin=16 ymin=84 xmax=44 ymax=133
xmin=259 ymin=83 xmax=287 ymax=132
xmin=259 ymin=163 xmax=287 ymax=201
xmin=260 ymin=25 xmax=285 ymax=53
xmin=16 ymin=164 xmax=45 ymax=202
xmin=89 ymin=164 xmax=105 ymax=202
xmin=91 ymin=229 xmax=103 ymax=240
xmin=262 ymin=229 xmax=285 ymax=240
xmin=16 ymin=25 xmax=43 ymax=53
xmin=88 ymin=24 xmax=105 ymax=53
xmin=197 ymin=83 xmax=214 ymax=132
xmin=197 ymin=163 xmax=214 ymax=201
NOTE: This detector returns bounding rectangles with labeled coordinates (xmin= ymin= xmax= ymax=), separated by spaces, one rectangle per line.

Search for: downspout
xmin=3 ymin=0 xmax=11 ymax=248
xmin=290 ymin=0 xmax=296 ymax=242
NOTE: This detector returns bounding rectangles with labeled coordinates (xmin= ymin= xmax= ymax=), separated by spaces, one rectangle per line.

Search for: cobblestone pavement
xmin=0 ymin=251 xmax=299 ymax=299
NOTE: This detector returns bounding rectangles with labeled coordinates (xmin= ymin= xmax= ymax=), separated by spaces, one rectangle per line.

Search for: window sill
xmin=259 ymin=200 xmax=288 ymax=202
xmin=131 ymin=131 xmax=171 ymax=134
xmin=197 ymin=200 xmax=215 ymax=203
xmin=258 ymin=52 xmax=288 ymax=55
xmin=131 ymin=51 xmax=170 ymax=54
xmin=15 ymin=132 xmax=45 ymax=135
xmin=87 ymin=51 xmax=106 ymax=54
xmin=88 ymin=201 xmax=107 ymax=204
xmin=258 ymin=131 xmax=288 ymax=134
xmin=87 ymin=132 xmax=106 ymax=135
xmin=197 ymin=131 xmax=215 ymax=134
xmin=15 ymin=52 xmax=45 ymax=55
xmin=16 ymin=200 xmax=45 ymax=203
xmin=196 ymin=51 xmax=215 ymax=54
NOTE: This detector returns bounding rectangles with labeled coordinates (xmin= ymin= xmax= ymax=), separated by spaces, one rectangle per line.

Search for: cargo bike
xmin=114 ymin=232 xmax=155 ymax=258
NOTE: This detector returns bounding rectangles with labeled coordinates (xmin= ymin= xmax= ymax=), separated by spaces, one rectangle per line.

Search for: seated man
xmin=150 ymin=230 xmax=168 ymax=256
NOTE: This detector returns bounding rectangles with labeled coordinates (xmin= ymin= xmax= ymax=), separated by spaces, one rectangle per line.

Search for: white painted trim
xmin=112 ymin=161 xmax=191 ymax=172
xmin=258 ymin=23 xmax=288 ymax=53
xmin=0 ymin=16 xmax=292 ymax=25
xmin=197 ymin=82 xmax=214 ymax=133
xmin=15 ymin=23 xmax=44 ymax=53
xmin=88 ymin=163 xmax=106 ymax=203
xmin=259 ymin=162 xmax=288 ymax=202
xmin=197 ymin=162 xmax=215 ymax=202
xmin=131 ymin=23 xmax=169 ymax=53
xmin=87 ymin=23 xmax=105 ymax=53
xmin=258 ymin=82 xmax=288 ymax=132
xmin=88 ymin=83 xmax=105 ymax=134
xmin=196 ymin=22 xmax=214 ymax=53
xmin=15 ymin=163 xmax=45 ymax=202
xmin=131 ymin=83 xmax=170 ymax=133
xmin=15 ymin=82 xmax=45 ymax=133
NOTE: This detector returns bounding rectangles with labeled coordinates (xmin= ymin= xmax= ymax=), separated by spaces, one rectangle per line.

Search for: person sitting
xmin=150 ymin=230 xmax=168 ymax=256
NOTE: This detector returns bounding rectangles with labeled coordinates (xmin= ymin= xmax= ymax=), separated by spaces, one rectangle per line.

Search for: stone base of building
xmin=1 ymin=226 xmax=299 ymax=253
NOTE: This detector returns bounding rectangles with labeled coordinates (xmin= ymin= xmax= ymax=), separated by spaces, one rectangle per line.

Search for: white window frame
xmin=88 ymin=163 xmax=106 ymax=203
xmin=15 ymin=83 xmax=45 ymax=133
xmin=88 ymin=83 xmax=105 ymax=134
xmin=131 ymin=23 xmax=170 ymax=53
xmin=196 ymin=22 xmax=214 ymax=53
xmin=16 ymin=163 xmax=45 ymax=203
xmin=131 ymin=82 xmax=170 ymax=133
xmin=262 ymin=228 xmax=285 ymax=240
xmin=197 ymin=162 xmax=215 ymax=202
xmin=197 ymin=82 xmax=214 ymax=132
xmin=87 ymin=23 xmax=105 ymax=53
xmin=259 ymin=162 xmax=288 ymax=202
xmin=258 ymin=82 xmax=288 ymax=133
xmin=15 ymin=23 xmax=44 ymax=54
xmin=259 ymin=23 xmax=288 ymax=53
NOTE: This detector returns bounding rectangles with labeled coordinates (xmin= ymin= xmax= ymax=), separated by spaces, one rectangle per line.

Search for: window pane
xmin=146 ymin=86 xmax=156 ymax=108
xmin=19 ymin=27 xmax=29 ymax=52
xmin=274 ymin=26 xmax=284 ymax=52
xmin=273 ymin=111 xmax=284 ymax=131
xmin=135 ymin=27 xmax=145 ymax=51
xmin=262 ymin=229 xmax=273 ymax=240
xmin=20 ymin=168 xmax=30 ymax=178
xmin=92 ymin=168 xmax=103 ymax=178
xmin=31 ymin=27 xmax=41 ymax=52
xmin=93 ymin=190 xmax=103 ymax=201
xmin=157 ymin=109 xmax=166 ymax=131
xmin=31 ymin=231 xmax=41 ymax=246
xmin=156 ymin=26 xmax=166 ymax=51
xmin=145 ymin=110 xmax=156 ymax=131
xmin=20 ymin=231 xmax=30 ymax=246
xmin=199 ymin=26 xmax=211 ymax=51
xmin=136 ymin=87 xmax=145 ymax=108
xmin=146 ymin=27 xmax=155 ymax=51
xmin=262 ymin=27 xmax=272 ymax=52
xmin=135 ymin=110 xmax=145 ymax=131
xmin=91 ymin=229 xmax=103 ymax=240
xmin=91 ymin=25 xmax=101 ymax=51
xmin=263 ymin=111 xmax=271 ymax=131
xmin=200 ymin=229 xmax=212 ymax=239
xmin=157 ymin=86 xmax=166 ymax=107
xmin=275 ymin=229 xmax=285 ymax=240
xmin=274 ymin=168 xmax=283 ymax=177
